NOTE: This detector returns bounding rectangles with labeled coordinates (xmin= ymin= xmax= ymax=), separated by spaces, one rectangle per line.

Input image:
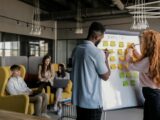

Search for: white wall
xmin=0 ymin=0 xmax=55 ymax=39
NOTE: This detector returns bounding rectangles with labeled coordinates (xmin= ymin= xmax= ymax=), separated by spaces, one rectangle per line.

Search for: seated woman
xmin=38 ymin=54 xmax=55 ymax=89
xmin=52 ymin=64 xmax=70 ymax=116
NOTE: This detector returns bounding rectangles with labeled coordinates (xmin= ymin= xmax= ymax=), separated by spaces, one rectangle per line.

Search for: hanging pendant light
xmin=130 ymin=0 xmax=149 ymax=30
xmin=30 ymin=0 xmax=42 ymax=35
xmin=75 ymin=0 xmax=83 ymax=34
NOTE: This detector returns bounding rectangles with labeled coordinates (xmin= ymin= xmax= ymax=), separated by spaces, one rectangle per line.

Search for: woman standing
xmin=125 ymin=29 xmax=160 ymax=120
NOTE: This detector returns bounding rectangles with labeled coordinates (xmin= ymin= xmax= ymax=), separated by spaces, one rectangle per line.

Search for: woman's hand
xmin=133 ymin=49 xmax=141 ymax=59
xmin=125 ymin=48 xmax=134 ymax=63
xmin=49 ymin=79 xmax=54 ymax=86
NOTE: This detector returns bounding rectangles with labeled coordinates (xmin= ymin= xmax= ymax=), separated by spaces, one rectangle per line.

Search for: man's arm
xmin=20 ymin=77 xmax=32 ymax=94
xmin=100 ymin=60 xmax=111 ymax=81
xmin=95 ymin=49 xmax=111 ymax=81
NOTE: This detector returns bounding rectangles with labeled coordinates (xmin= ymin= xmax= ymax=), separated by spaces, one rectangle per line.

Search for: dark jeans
xmin=76 ymin=106 xmax=102 ymax=120
xmin=142 ymin=87 xmax=160 ymax=120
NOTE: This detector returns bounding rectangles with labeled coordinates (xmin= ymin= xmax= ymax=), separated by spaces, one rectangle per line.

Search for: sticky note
xmin=110 ymin=41 xmax=116 ymax=47
xmin=119 ymin=56 xmax=125 ymax=61
xmin=117 ymin=49 xmax=123 ymax=55
xmin=130 ymin=80 xmax=136 ymax=86
xmin=118 ymin=64 xmax=123 ymax=70
xmin=109 ymin=49 xmax=114 ymax=54
xmin=110 ymin=56 xmax=116 ymax=61
xmin=110 ymin=64 xmax=116 ymax=69
xmin=103 ymin=41 xmax=108 ymax=47
xmin=119 ymin=72 xmax=125 ymax=78
xmin=126 ymin=72 xmax=131 ymax=78
xmin=133 ymin=72 xmax=139 ymax=78
xmin=123 ymin=81 xmax=129 ymax=87
xmin=119 ymin=42 xmax=124 ymax=47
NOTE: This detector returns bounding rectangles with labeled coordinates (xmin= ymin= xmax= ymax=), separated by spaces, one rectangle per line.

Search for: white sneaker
xmin=57 ymin=108 xmax=62 ymax=117
xmin=41 ymin=113 xmax=51 ymax=119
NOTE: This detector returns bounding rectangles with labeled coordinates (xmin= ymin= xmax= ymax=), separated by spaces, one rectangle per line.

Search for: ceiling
xmin=19 ymin=0 xmax=159 ymax=21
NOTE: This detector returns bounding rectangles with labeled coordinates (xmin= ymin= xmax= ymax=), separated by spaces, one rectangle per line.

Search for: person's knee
xmin=41 ymin=93 xmax=48 ymax=101
xmin=37 ymin=96 xmax=43 ymax=103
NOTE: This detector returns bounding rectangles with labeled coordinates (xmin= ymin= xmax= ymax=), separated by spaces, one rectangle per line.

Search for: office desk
xmin=0 ymin=109 xmax=52 ymax=120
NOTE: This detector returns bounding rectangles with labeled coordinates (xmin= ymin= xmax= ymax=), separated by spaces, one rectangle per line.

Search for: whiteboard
xmin=98 ymin=30 xmax=144 ymax=110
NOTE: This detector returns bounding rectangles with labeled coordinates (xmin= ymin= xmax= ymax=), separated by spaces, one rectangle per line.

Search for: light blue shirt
xmin=71 ymin=40 xmax=108 ymax=109
xmin=7 ymin=76 xmax=32 ymax=95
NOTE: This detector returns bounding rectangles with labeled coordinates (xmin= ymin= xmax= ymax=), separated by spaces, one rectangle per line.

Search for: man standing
xmin=71 ymin=22 xmax=110 ymax=120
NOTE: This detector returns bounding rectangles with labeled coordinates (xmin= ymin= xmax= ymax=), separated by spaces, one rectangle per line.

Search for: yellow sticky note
xmin=119 ymin=56 xmax=125 ymax=61
xmin=125 ymin=63 xmax=129 ymax=69
xmin=118 ymin=64 xmax=123 ymax=70
xmin=110 ymin=56 xmax=116 ymax=61
xmin=117 ymin=49 xmax=123 ymax=55
xmin=109 ymin=49 xmax=114 ymax=54
xmin=119 ymin=42 xmax=124 ymax=48
xmin=103 ymin=41 xmax=108 ymax=47
xmin=110 ymin=64 xmax=116 ymax=69
xmin=110 ymin=41 xmax=116 ymax=47
xmin=126 ymin=72 xmax=131 ymax=78
xmin=133 ymin=72 xmax=139 ymax=78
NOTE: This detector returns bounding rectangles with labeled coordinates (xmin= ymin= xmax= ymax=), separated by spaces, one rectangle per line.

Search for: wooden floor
xmin=48 ymin=108 xmax=143 ymax=120
xmin=0 ymin=108 xmax=143 ymax=120
xmin=0 ymin=110 xmax=52 ymax=120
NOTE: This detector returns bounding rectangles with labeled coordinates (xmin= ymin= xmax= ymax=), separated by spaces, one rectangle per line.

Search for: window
xmin=0 ymin=33 xmax=53 ymax=58
xmin=40 ymin=40 xmax=48 ymax=56
xmin=28 ymin=40 xmax=49 ymax=56
xmin=0 ymin=33 xmax=20 ymax=56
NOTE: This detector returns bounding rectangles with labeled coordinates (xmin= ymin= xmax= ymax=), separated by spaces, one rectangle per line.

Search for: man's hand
xmin=29 ymin=91 xmax=33 ymax=95
xmin=23 ymin=91 xmax=32 ymax=95
xmin=104 ymin=48 xmax=109 ymax=59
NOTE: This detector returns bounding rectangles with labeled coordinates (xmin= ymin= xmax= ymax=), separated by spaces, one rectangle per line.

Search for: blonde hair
xmin=139 ymin=29 xmax=160 ymax=86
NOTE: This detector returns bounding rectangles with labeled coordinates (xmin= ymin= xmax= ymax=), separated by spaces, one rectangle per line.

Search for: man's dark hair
xmin=87 ymin=22 xmax=105 ymax=39
xmin=10 ymin=64 xmax=21 ymax=71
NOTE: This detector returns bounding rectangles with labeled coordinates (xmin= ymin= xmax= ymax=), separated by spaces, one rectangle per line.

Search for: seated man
xmin=7 ymin=64 xmax=50 ymax=118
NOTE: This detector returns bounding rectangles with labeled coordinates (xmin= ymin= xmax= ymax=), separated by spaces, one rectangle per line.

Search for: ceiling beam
xmin=40 ymin=8 xmax=129 ymax=21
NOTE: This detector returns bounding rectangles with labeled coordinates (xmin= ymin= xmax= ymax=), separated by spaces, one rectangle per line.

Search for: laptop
xmin=53 ymin=79 xmax=69 ymax=88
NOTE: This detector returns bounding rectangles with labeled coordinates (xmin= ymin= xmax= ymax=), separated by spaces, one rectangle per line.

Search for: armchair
xmin=0 ymin=95 xmax=29 ymax=114
xmin=0 ymin=65 xmax=34 ymax=115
